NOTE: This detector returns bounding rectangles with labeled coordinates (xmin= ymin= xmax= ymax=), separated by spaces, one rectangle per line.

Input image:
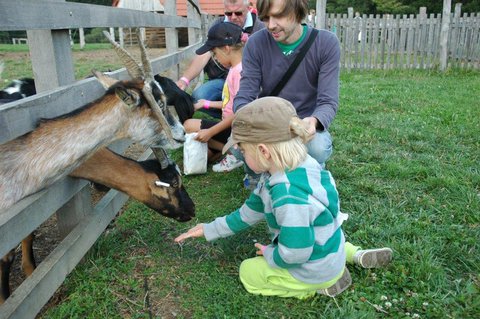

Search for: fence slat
xmin=0 ymin=0 xmax=198 ymax=31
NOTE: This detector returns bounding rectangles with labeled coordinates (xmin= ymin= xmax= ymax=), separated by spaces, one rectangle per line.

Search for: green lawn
xmin=34 ymin=69 xmax=479 ymax=318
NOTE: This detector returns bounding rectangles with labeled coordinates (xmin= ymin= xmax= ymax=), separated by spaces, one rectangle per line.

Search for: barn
xmin=112 ymin=0 xmax=227 ymax=48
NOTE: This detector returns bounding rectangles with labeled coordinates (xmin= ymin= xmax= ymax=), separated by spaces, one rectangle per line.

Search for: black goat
xmin=155 ymin=75 xmax=194 ymax=123
xmin=0 ymin=78 xmax=36 ymax=103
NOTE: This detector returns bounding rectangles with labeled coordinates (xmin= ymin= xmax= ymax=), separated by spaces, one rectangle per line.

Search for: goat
xmin=0 ymin=78 xmax=36 ymax=104
xmin=0 ymin=29 xmax=185 ymax=210
xmin=154 ymin=75 xmax=194 ymax=124
xmin=0 ymin=147 xmax=195 ymax=303
xmin=0 ymin=29 xmax=187 ymax=303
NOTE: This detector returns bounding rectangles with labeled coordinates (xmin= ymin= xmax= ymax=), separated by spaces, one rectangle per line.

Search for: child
xmin=183 ymin=22 xmax=244 ymax=172
xmin=175 ymin=97 xmax=393 ymax=299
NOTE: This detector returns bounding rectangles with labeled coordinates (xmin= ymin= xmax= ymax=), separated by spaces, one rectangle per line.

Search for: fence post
xmin=26 ymin=0 xmax=75 ymax=92
xmin=186 ymin=0 xmax=198 ymax=45
xmin=79 ymin=28 xmax=85 ymax=49
xmin=315 ymin=0 xmax=327 ymax=29
xmin=55 ymin=186 xmax=93 ymax=238
xmin=164 ymin=0 xmax=179 ymax=79
xmin=440 ymin=0 xmax=452 ymax=71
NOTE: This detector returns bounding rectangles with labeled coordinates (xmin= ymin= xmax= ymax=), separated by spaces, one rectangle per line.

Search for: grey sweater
xmin=234 ymin=27 xmax=340 ymax=131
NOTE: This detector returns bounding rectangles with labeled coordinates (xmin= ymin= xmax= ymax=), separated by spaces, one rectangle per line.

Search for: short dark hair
xmin=257 ymin=0 xmax=308 ymax=23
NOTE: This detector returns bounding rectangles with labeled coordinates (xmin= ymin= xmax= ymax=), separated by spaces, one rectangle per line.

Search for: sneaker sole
xmin=359 ymin=248 xmax=393 ymax=268
xmin=319 ymin=268 xmax=351 ymax=297
xmin=212 ymin=162 xmax=244 ymax=173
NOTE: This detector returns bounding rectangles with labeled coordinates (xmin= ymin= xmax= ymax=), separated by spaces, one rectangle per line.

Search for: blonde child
xmin=175 ymin=97 xmax=393 ymax=299
xmin=183 ymin=22 xmax=245 ymax=171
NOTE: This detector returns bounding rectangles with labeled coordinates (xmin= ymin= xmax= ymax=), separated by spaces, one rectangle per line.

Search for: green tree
xmin=373 ymin=0 xmax=411 ymax=14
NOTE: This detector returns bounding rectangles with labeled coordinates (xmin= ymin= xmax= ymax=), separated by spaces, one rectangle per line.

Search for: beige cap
xmin=222 ymin=97 xmax=298 ymax=154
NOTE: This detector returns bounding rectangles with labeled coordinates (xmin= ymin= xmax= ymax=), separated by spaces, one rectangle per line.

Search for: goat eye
xmin=170 ymin=179 xmax=179 ymax=188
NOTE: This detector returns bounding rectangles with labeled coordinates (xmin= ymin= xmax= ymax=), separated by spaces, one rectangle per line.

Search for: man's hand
xmin=302 ymin=116 xmax=318 ymax=136
xmin=174 ymin=224 xmax=205 ymax=243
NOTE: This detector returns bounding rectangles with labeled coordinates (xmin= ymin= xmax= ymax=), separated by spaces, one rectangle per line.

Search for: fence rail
xmin=0 ymin=0 xmax=210 ymax=318
xmin=325 ymin=7 xmax=480 ymax=70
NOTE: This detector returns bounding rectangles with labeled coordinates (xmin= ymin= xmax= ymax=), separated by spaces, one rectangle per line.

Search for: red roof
xmin=112 ymin=1 xmax=232 ymax=17
xmin=174 ymin=0 xmax=224 ymax=16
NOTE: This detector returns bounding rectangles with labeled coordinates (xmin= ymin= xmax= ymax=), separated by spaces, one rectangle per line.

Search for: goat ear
xmin=115 ymin=87 xmax=140 ymax=109
xmin=92 ymin=69 xmax=118 ymax=89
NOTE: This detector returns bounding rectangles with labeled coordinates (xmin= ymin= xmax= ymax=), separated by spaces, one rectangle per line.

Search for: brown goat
xmin=0 ymin=147 xmax=195 ymax=303
xmin=0 ymin=29 xmax=189 ymax=304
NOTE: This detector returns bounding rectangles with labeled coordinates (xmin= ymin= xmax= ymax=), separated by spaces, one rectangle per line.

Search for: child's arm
xmin=194 ymin=99 xmax=223 ymax=111
xmin=195 ymin=115 xmax=234 ymax=143
xmin=174 ymin=224 xmax=205 ymax=243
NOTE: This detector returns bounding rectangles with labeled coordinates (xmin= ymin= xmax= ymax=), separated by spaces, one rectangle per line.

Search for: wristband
xmin=180 ymin=76 xmax=190 ymax=86
xmin=203 ymin=100 xmax=210 ymax=109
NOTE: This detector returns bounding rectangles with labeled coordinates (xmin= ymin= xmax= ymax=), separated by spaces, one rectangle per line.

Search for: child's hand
xmin=195 ymin=129 xmax=211 ymax=143
xmin=174 ymin=224 xmax=205 ymax=243
xmin=254 ymin=243 xmax=266 ymax=256
xmin=194 ymin=99 xmax=207 ymax=110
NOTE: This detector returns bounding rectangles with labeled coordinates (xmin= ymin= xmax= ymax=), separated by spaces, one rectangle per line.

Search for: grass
xmin=0 ymin=43 xmax=122 ymax=81
xmin=3 ymin=48 xmax=478 ymax=317
xmin=36 ymin=68 xmax=480 ymax=318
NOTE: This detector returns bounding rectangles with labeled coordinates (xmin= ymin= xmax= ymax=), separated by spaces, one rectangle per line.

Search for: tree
xmin=373 ymin=0 xmax=411 ymax=14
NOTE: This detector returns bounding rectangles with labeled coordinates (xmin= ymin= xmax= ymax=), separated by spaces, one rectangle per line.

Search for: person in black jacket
xmin=176 ymin=0 xmax=264 ymax=119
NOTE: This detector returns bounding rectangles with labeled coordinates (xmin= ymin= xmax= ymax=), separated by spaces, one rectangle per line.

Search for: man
xmin=176 ymin=0 xmax=264 ymax=118
xmin=233 ymin=0 xmax=340 ymax=185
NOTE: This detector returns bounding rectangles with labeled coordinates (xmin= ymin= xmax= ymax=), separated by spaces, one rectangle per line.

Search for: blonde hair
xmin=240 ymin=117 xmax=311 ymax=171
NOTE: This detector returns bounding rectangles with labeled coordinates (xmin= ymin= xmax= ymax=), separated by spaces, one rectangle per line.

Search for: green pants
xmin=238 ymin=242 xmax=359 ymax=299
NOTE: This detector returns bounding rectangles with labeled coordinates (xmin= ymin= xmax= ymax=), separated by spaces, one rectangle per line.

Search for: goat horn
xmin=136 ymin=29 xmax=154 ymax=82
xmin=151 ymin=147 xmax=170 ymax=169
xmin=141 ymin=85 xmax=175 ymax=142
xmin=92 ymin=69 xmax=118 ymax=89
xmin=135 ymin=29 xmax=169 ymax=110
xmin=102 ymin=30 xmax=144 ymax=80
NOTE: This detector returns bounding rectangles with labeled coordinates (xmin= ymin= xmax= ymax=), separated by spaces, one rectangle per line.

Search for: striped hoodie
xmin=203 ymin=155 xmax=348 ymax=284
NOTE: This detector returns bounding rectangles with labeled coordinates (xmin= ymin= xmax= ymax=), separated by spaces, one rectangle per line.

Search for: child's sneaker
xmin=318 ymin=268 xmax=352 ymax=297
xmin=353 ymin=247 xmax=393 ymax=268
xmin=212 ymin=154 xmax=244 ymax=172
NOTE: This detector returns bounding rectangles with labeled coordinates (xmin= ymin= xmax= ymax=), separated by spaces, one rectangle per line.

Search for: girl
xmin=183 ymin=22 xmax=245 ymax=172
xmin=175 ymin=97 xmax=392 ymax=299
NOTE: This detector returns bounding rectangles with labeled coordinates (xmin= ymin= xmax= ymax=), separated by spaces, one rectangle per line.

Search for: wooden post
xmin=55 ymin=186 xmax=93 ymax=238
xmin=186 ymin=0 xmax=197 ymax=45
xmin=164 ymin=0 xmax=179 ymax=79
xmin=109 ymin=27 xmax=115 ymax=42
xmin=315 ymin=0 xmax=327 ymax=29
xmin=26 ymin=0 xmax=75 ymax=92
xmin=79 ymin=28 xmax=85 ymax=49
xmin=439 ymin=0 xmax=452 ymax=71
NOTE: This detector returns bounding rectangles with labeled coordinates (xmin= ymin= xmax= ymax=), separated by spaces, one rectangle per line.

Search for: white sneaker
xmin=212 ymin=154 xmax=244 ymax=173
xmin=353 ymin=247 xmax=393 ymax=268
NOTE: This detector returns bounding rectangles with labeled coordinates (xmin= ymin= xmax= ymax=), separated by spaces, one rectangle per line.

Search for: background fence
xmin=324 ymin=5 xmax=480 ymax=70
xmin=0 ymin=0 xmax=211 ymax=318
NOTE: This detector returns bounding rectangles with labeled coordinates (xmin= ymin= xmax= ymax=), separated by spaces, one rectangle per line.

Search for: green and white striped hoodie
xmin=203 ymin=155 xmax=348 ymax=284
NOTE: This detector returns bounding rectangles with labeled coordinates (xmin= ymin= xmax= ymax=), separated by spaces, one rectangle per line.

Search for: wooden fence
xmin=324 ymin=6 xmax=480 ymax=70
xmin=0 ymin=1 xmax=211 ymax=318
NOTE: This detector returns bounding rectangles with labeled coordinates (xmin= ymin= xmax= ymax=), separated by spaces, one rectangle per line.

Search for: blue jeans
xmin=193 ymin=78 xmax=225 ymax=119
xmin=231 ymin=130 xmax=333 ymax=177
